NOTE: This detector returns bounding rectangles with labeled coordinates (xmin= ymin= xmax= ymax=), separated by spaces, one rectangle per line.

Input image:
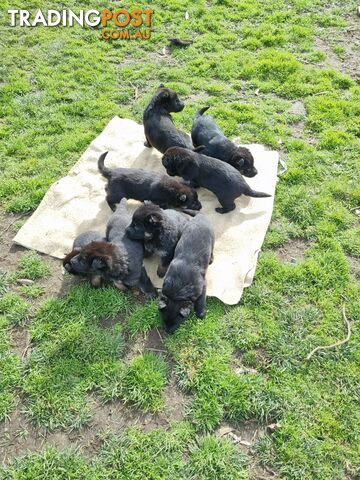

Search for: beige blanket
xmin=13 ymin=116 xmax=279 ymax=305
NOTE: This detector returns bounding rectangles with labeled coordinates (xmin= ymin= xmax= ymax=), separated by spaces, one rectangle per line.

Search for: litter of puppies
xmin=63 ymin=85 xmax=273 ymax=332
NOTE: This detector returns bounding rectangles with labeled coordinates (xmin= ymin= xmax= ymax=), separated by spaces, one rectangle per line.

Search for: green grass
xmin=22 ymin=284 xmax=128 ymax=429
xmin=1 ymin=0 xmax=359 ymax=478
xmin=0 ymin=424 xmax=249 ymax=479
xmin=16 ymin=252 xmax=50 ymax=280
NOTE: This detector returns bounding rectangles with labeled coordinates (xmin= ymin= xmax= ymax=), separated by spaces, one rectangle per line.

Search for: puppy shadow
xmin=130 ymin=146 xmax=165 ymax=174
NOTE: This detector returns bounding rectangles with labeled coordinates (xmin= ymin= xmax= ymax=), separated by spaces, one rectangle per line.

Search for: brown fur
xmin=62 ymin=248 xmax=81 ymax=267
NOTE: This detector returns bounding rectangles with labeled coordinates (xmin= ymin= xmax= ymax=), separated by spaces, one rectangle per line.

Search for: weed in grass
xmin=0 ymin=272 xmax=10 ymax=295
xmin=125 ymin=300 xmax=161 ymax=336
xmin=0 ymin=292 xmax=30 ymax=326
xmin=186 ymin=435 xmax=248 ymax=480
xmin=120 ymin=352 xmax=168 ymax=412
xmin=19 ymin=284 xmax=46 ymax=299
xmin=0 ymin=447 xmax=92 ymax=480
xmin=22 ymin=284 xmax=128 ymax=429
xmin=0 ymin=315 xmax=21 ymax=420
xmin=95 ymin=423 xmax=194 ymax=479
xmin=17 ymin=252 xmax=50 ymax=280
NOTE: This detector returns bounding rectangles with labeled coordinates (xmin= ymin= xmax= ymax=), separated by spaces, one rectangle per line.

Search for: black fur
xmin=98 ymin=151 xmax=201 ymax=212
xmin=162 ymin=147 xmax=271 ymax=214
xmin=192 ymin=106 xmax=257 ymax=177
xmin=126 ymin=203 xmax=191 ymax=278
xmin=143 ymin=85 xmax=193 ymax=153
xmin=159 ymin=213 xmax=214 ymax=333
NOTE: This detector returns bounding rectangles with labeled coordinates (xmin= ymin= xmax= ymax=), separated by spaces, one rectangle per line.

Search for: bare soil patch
xmin=275 ymin=239 xmax=310 ymax=263
xmin=315 ymin=18 xmax=360 ymax=81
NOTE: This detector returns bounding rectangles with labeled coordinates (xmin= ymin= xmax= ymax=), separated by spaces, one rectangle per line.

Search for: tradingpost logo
xmin=8 ymin=8 xmax=154 ymax=40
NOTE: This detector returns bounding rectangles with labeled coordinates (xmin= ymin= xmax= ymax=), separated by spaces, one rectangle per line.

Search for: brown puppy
xmin=63 ymin=231 xmax=105 ymax=287
xmin=143 ymin=85 xmax=194 ymax=153
xmin=162 ymin=147 xmax=271 ymax=214
xmin=98 ymin=151 xmax=201 ymax=212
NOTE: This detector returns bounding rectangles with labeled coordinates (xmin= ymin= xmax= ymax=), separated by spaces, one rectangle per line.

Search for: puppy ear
xmin=237 ymin=158 xmax=245 ymax=168
xmin=179 ymin=194 xmax=187 ymax=202
xmin=91 ymin=258 xmax=107 ymax=270
xmin=179 ymin=306 xmax=191 ymax=317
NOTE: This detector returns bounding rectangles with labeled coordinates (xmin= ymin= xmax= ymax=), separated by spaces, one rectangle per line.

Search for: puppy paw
xmin=113 ymin=280 xmax=127 ymax=291
xmin=216 ymin=206 xmax=235 ymax=214
xmin=148 ymin=289 xmax=158 ymax=299
xmin=91 ymin=275 xmax=102 ymax=288
xmin=215 ymin=207 xmax=226 ymax=214
xmin=196 ymin=309 xmax=206 ymax=319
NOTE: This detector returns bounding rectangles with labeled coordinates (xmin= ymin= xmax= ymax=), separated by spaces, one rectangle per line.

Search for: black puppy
xmin=64 ymin=200 xmax=157 ymax=297
xmin=143 ymin=84 xmax=194 ymax=153
xmin=162 ymin=147 xmax=271 ymax=214
xmin=98 ymin=151 xmax=201 ymax=212
xmin=126 ymin=203 xmax=191 ymax=278
xmin=63 ymin=231 xmax=105 ymax=287
xmin=159 ymin=213 xmax=214 ymax=333
xmin=191 ymin=106 xmax=257 ymax=177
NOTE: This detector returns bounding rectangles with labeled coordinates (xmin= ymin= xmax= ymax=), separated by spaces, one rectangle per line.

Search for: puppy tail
xmin=196 ymin=106 xmax=210 ymax=118
xmin=98 ymin=152 xmax=112 ymax=179
xmin=246 ymin=188 xmax=272 ymax=198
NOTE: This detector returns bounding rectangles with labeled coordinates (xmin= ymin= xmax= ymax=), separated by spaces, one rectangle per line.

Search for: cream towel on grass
xmin=13 ymin=116 xmax=279 ymax=305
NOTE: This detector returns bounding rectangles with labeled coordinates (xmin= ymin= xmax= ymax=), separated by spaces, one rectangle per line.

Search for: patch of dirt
xmin=314 ymin=17 xmax=360 ymax=81
xmin=347 ymin=255 xmax=360 ymax=276
xmin=232 ymin=348 xmax=271 ymax=374
xmin=289 ymin=100 xmax=306 ymax=116
xmin=0 ymin=378 xmax=190 ymax=464
xmin=289 ymin=100 xmax=306 ymax=139
xmin=184 ymin=91 xmax=210 ymax=105
xmin=275 ymin=239 xmax=310 ymax=263
xmin=0 ymin=406 xmax=77 ymax=464
xmin=123 ymin=325 xmax=167 ymax=362
xmin=216 ymin=421 xmax=281 ymax=479
xmin=0 ymin=211 xmax=78 ymax=301
xmin=10 ymin=326 xmax=30 ymax=359
xmin=216 ymin=420 xmax=265 ymax=450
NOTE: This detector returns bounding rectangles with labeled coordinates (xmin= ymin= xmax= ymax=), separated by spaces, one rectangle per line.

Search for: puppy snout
xmin=192 ymin=200 xmax=202 ymax=210
xmin=246 ymin=168 xmax=257 ymax=178
xmin=174 ymin=101 xmax=184 ymax=112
